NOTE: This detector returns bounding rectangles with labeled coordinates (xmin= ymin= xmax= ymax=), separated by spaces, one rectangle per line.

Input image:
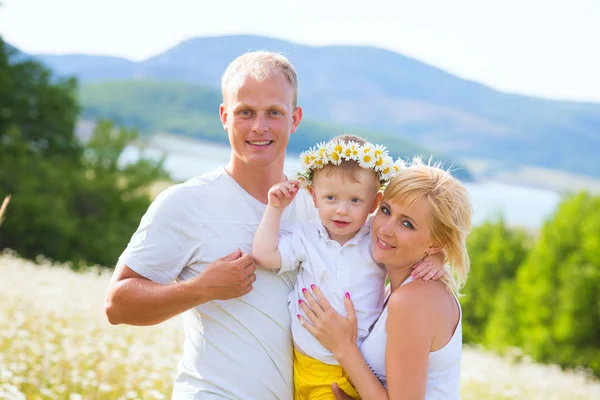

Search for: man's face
xmin=219 ymin=73 xmax=302 ymax=168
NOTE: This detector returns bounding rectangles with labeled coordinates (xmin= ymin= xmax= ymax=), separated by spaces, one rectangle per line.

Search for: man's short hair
xmin=221 ymin=51 xmax=299 ymax=107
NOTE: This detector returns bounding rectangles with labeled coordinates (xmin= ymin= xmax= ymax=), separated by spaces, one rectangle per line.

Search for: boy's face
xmin=309 ymin=167 xmax=382 ymax=245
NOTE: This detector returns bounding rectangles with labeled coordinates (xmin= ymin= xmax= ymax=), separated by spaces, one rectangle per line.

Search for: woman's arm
xmin=385 ymin=282 xmax=437 ymax=400
xmin=298 ymin=287 xmax=390 ymax=400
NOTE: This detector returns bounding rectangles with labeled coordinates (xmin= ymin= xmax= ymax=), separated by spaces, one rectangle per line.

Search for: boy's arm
xmin=252 ymin=179 xmax=300 ymax=270
xmin=252 ymin=204 xmax=284 ymax=270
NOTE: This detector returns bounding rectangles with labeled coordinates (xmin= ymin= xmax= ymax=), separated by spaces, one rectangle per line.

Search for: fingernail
xmin=297 ymin=314 xmax=301 ymax=319
xmin=298 ymin=299 xmax=303 ymax=305
xmin=302 ymin=288 xmax=307 ymax=293
xmin=345 ymin=292 xmax=351 ymax=299
xmin=310 ymin=284 xmax=315 ymax=290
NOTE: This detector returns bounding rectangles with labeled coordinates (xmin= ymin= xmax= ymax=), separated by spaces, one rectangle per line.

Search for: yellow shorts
xmin=293 ymin=348 xmax=360 ymax=400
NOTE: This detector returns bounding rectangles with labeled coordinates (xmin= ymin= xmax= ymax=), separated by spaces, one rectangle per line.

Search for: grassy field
xmin=1 ymin=252 xmax=599 ymax=399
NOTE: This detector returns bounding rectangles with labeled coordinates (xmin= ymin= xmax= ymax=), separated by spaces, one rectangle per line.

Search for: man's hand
xmin=192 ymin=248 xmax=257 ymax=301
xmin=268 ymin=180 xmax=299 ymax=210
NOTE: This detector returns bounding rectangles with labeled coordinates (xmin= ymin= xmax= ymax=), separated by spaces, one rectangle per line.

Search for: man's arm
xmin=105 ymin=249 xmax=256 ymax=326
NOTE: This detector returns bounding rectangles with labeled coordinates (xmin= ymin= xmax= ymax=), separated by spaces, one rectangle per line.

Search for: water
xmin=121 ymin=134 xmax=561 ymax=229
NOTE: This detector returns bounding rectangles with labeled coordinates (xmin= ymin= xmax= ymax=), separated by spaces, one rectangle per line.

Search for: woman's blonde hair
xmin=383 ymin=157 xmax=473 ymax=294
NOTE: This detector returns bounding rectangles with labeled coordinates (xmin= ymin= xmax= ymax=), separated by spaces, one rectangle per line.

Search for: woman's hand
xmin=297 ymin=285 xmax=358 ymax=358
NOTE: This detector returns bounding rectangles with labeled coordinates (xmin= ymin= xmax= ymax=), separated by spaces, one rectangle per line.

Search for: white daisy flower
xmin=358 ymin=147 xmax=376 ymax=169
xmin=327 ymin=139 xmax=344 ymax=154
xmin=379 ymin=156 xmax=395 ymax=180
xmin=328 ymin=150 xmax=342 ymax=165
xmin=299 ymin=150 xmax=315 ymax=170
xmin=342 ymin=141 xmax=359 ymax=160
xmin=393 ymin=158 xmax=407 ymax=173
xmin=315 ymin=141 xmax=328 ymax=159
xmin=373 ymin=144 xmax=388 ymax=159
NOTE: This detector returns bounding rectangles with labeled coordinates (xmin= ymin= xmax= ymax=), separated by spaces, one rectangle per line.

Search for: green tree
xmin=511 ymin=191 xmax=600 ymax=375
xmin=460 ymin=215 xmax=529 ymax=343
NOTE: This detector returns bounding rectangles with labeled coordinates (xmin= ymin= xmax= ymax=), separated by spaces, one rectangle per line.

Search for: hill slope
xmin=29 ymin=35 xmax=600 ymax=178
xmin=79 ymin=80 xmax=473 ymax=180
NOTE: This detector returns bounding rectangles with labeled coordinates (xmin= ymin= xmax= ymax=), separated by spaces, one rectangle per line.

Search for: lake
xmin=121 ymin=134 xmax=562 ymax=229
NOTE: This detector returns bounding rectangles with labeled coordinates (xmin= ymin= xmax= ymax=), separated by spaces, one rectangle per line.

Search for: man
xmin=104 ymin=51 xmax=317 ymax=399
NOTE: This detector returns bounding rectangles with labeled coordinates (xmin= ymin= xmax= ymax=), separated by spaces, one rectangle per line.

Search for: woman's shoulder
xmin=388 ymin=279 xmax=451 ymax=319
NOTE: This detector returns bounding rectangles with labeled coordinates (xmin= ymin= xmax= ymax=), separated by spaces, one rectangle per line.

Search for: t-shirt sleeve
xmin=278 ymin=227 xmax=306 ymax=275
xmin=117 ymin=186 xmax=200 ymax=284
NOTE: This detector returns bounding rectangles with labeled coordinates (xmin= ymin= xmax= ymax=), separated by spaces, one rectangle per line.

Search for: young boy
xmin=253 ymin=135 xmax=443 ymax=399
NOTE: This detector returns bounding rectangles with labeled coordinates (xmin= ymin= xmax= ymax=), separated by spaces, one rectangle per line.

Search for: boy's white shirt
xmin=278 ymin=215 xmax=387 ymax=365
xmin=118 ymin=166 xmax=318 ymax=400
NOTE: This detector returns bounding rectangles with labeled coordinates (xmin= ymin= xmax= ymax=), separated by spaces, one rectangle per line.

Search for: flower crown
xmin=297 ymin=139 xmax=406 ymax=188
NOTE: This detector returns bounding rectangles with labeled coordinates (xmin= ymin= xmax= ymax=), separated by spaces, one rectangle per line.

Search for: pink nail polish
xmin=310 ymin=284 xmax=315 ymax=290
xmin=298 ymin=299 xmax=303 ymax=305
xmin=302 ymin=288 xmax=307 ymax=293
xmin=297 ymin=314 xmax=301 ymax=319
xmin=345 ymin=292 xmax=351 ymax=299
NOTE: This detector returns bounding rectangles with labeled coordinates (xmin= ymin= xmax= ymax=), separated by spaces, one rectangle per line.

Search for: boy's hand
xmin=411 ymin=250 xmax=446 ymax=281
xmin=268 ymin=180 xmax=300 ymax=210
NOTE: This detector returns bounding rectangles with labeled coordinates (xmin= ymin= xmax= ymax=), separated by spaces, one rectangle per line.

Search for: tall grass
xmin=1 ymin=251 xmax=599 ymax=399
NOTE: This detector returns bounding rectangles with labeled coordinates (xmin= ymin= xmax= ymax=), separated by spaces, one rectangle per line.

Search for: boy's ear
xmin=370 ymin=192 xmax=383 ymax=213
xmin=307 ymin=185 xmax=318 ymax=208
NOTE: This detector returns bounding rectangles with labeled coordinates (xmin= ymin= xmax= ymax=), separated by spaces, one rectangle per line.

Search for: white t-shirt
xmin=118 ymin=166 xmax=317 ymax=400
xmin=360 ymin=277 xmax=463 ymax=399
xmin=278 ymin=217 xmax=387 ymax=365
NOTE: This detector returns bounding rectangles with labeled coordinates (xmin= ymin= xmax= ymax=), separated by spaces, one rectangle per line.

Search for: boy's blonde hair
xmin=313 ymin=135 xmax=380 ymax=191
xmin=221 ymin=51 xmax=299 ymax=107
xmin=383 ymin=158 xmax=473 ymax=294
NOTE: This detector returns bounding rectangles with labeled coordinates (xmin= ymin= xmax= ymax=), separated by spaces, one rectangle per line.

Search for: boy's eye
xmin=326 ymin=195 xmax=335 ymax=200
xmin=351 ymin=198 xmax=361 ymax=203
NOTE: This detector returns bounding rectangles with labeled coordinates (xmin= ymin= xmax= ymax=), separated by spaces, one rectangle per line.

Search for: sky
xmin=1 ymin=0 xmax=599 ymax=103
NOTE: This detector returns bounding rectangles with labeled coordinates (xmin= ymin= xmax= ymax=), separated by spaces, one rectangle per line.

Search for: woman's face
xmin=371 ymin=196 xmax=440 ymax=269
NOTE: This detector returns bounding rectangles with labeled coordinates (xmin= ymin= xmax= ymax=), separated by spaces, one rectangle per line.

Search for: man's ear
xmin=219 ymin=103 xmax=228 ymax=130
xmin=370 ymin=192 xmax=383 ymax=213
xmin=290 ymin=106 xmax=303 ymax=134
xmin=307 ymin=185 xmax=318 ymax=208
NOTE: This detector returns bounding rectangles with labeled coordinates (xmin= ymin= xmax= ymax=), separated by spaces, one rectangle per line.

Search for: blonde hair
xmin=221 ymin=51 xmax=299 ymax=107
xmin=383 ymin=157 xmax=473 ymax=294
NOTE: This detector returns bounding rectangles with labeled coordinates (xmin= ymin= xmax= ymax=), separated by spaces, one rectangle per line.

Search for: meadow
xmin=1 ymin=251 xmax=599 ymax=400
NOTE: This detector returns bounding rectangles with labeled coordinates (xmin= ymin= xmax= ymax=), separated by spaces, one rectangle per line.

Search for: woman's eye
xmin=403 ymin=221 xmax=414 ymax=229
xmin=381 ymin=206 xmax=390 ymax=215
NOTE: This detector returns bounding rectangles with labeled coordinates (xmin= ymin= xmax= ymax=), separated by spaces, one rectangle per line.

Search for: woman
xmin=297 ymin=158 xmax=473 ymax=399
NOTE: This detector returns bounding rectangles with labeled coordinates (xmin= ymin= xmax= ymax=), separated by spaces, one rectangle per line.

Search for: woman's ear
xmin=370 ymin=192 xmax=383 ymax=213
xmin=428 ymin=243 xmax=444 ymax=256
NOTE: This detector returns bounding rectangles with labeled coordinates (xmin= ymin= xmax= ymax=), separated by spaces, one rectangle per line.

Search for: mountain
xmin=79 ymin=80 xmax=473 ymax=181
xmin=27 ymin=35 xmax=600 ymax=179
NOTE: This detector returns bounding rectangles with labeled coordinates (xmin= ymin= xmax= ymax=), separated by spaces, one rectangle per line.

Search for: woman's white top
xmin=278 ymin=217 xmax=387 ymax=365
xmin=360 ymin=276 xmax=462 ymax=399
